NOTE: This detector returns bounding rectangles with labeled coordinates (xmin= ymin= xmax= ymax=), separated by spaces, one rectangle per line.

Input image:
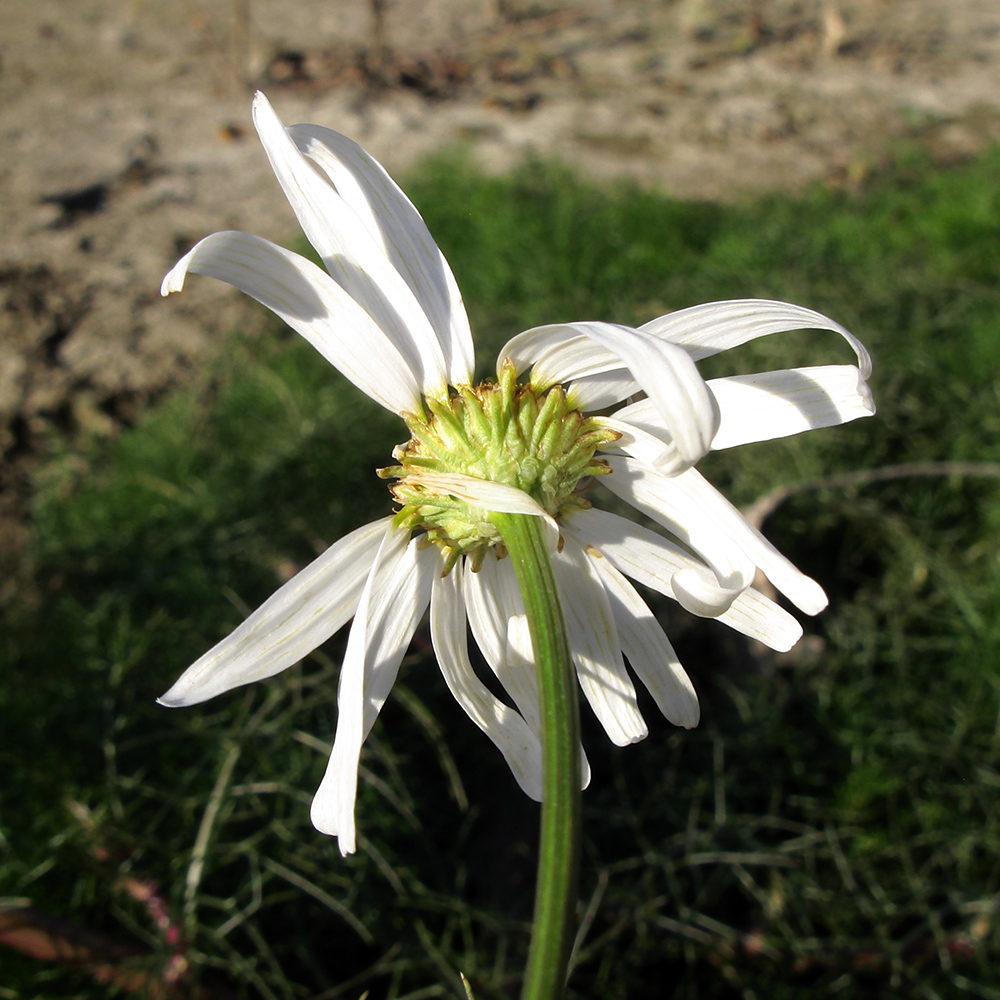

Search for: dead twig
xmin=743 ymin=461 xmax=1000 ymax=530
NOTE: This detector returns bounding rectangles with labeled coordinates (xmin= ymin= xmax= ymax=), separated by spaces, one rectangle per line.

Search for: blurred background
xmin=2 ymin=1 xmax=1000 ymax=997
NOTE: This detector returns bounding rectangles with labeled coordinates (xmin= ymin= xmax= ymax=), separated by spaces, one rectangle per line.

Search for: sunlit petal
xmin=616 ymin=365 xmax=875 ymax=451
xmin=563 ymin=508 xmax=804 ymax=651
xmin=159 ymin=518 xmax=390 ymax=708
xmin=162 ymin=231 xmax=420 ymax=414
xmin=499 ymin=321 xmax=718 ymax=466
xmin=288 ymin=122 xmax=475 ymax=388
xmin=602 ymin=455 xmax=757 ymax=595
xmin=553 ymin=537 xmax=648 ymax=746
xmin=586 ymin=549 xmax=700 ymax=728
xmin=252 ymin=92 xmax=449 ymax=399
xmin=431 ymin=563 xmax=544 ymax=800
xmin=639 ymin=298 xmax=872 ymax=378
xmin=311 ymin=529 xmax=433 ymax=854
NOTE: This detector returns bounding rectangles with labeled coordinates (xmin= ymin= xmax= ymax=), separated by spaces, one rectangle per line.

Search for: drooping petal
xmin=431 ymin=562 xmax=544 ymax=800
xmin=463 ymin=556 xmax=539 ymax=732
xmin=604 ymin=457 xmax=827 ymax=615
xmin=159 ymin=518 xmax=391 ymax=708
xmin=615 ymin=365 xmax=875 ymax=452
xmin=639 ymin=299 xmax=872 ymax=379
xmin=553 ymin=536 xmax=648 ymax=746
xmin=504 ymin=612 xmax=593 ymax=789
xmin=562 ymin=508 xmax=803 ymax=652
xmin=602 ymin=455 xmax=756 ymax=596
xmin=585 ymin=549 xmax=700 ymax=729
xmin=499 ymin=321 xmax=718 ymax=467
xmin=311 ymin=528 xmax=433 ymax=854
xmin=288 ymin=122 xmax=475 ymax=388
xmin=671 ymin=466 xmax=829 ymax=615
xmin=670 ymin=565 xmax=744 ymax=617
xmin=463 ymin=555 xmax=591 ymax=787
xmin=251 ymin=92 xmax=450 ymax=400
xmin=503 ymin=301 xmax=872 ymax=413
xmin=161 ymin=231 xmax=420 ymax=414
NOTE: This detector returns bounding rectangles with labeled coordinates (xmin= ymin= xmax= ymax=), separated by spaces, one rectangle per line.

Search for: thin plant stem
xmin=491 ymin=512 xmax=580 ymax=1000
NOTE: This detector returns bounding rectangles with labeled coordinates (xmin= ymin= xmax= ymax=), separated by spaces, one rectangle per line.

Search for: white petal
xmin=563 ymin=508 xmax=803 ymax=652
xmin=553 ymin=537 xmax=648 ymax=746
xmin=564 ymin=370 xmax=640 ymax=411
xmin=463 ymin=556 xmax=538 ymax=731
xmin=311 ymin=529 xmax=434 ymax=854
xmin=602 ymin=455 xmax=757 ymax=596
xmin=499 ymin=323 xmax=632 ymax=385
xmin=708 ymin=365 xmax=876 ymax=449
xmin=668 ymin=465 xmax=828 ymax=615
xmin=159 ymin=518 xmax=390 ymax=708
xmin=161 ymin=231 xmax=420 ymax=414
xmin=405 ymin=471 xmax=560 ymax=548
xmin=288 ymin=122 xmax=475 ymax=388
xmin=670 ymin=565 xmax=742 ymax=617
xmin=586 ymin=550 xmax=700 ymax=728
xmin=593 ymin=415 xmax=685 ymax=476
xmin=616 ymin=366 xmax=876 ymax=452
xmin=717 ymin=588 xmax=803 ymax=651
xmin=499 ymin=321 xmax=718 ymax=467
xmin=639 ymin=299 xmax=872 ymax=380
xmin=504 ymin=613 xmax=593 ymax=789
xmin=431 ymin=562 xmax=544 ymax=800
xmin=464 ymin=556 xmax=593 ymax=789
xmin=252 ymin=92 xmax=449 ymax=399
xmin=604 ymin=457 xmax=827 ymax=614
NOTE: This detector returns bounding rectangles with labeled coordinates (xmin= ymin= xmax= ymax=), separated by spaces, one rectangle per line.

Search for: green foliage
xmin=2 ymin=146 xmax=999 ymax=998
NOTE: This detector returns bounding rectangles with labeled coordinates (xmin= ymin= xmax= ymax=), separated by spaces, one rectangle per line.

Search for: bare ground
xmin=2 ymin=0 xmax=1000 ymax=567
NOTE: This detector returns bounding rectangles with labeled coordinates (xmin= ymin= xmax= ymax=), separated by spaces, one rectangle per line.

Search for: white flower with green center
xmin=160 ymin=92 xmax=875 ymax=856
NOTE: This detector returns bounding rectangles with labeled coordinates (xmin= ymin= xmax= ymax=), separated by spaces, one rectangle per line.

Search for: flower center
xmin=382 ymin=361 xmax=618 ymax=571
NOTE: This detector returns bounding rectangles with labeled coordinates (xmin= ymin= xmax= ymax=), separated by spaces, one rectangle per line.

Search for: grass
xmin=1 ymin=142 xmax=999 ymax=999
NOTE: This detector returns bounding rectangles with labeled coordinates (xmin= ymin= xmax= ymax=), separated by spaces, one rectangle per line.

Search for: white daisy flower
xmin=160 ymin=93 xmax=875 ymax=856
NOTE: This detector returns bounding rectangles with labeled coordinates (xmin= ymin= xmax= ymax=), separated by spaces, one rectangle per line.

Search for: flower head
xmin=160 ymin=93 xmax=874 ymax=855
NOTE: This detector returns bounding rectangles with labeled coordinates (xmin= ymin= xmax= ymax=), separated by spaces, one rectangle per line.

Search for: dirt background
xmin=3 ymin=0 xmax=1000 ymax=565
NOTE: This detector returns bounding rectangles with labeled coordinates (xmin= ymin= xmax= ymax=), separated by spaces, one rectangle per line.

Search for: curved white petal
xmin=500 ymin=323 xmax=633 ymax=385
xmin=159 ymin=518 xmax=391 ymax=708
xmin=564 ymin=370 xmax=640 ymax=411
xmin=670 ymin=565 xmax=742 ymax=617
xmin=464 ymin=556 xmax=592 ymax=788
xmin=593 ymin=415 xmax=685 ymax=476
xmin=405 ymin=471 xmax=560 ymax=549
xmin=476 ymin=545 xmax=527 ymax=622
xmin=431 ymin=563 xmax=544 ymax=800
xmin=602 ymin=455 xmax=757 ymax=596
xmin=670 ymin=465 xmax=828 ymax=615
xmin=162 ymin=230 xmax=420 ymax=414
xmin=616 ymin=365 xmax=875 ymax=452
xmin=504 ymin=613 xmax=593 ymax=789
xmin=604 ymin=457 xmax=827 ymax=615
xmin=553 ymin=537 xmax=648 ymax=746
xmin=499 ymin=321 xmax=718 ymax=467
xmin=708 ymin=365 xmax=875 ymax=449
xmin=252 ymin=92 xmax=449 ymax=400
xmin=464 ymin=556 xmax=539 ymax=731
xmin=639 ymin=299 xmax=872 ymax=379
xmin=288 ymin=121 xmax=474 ymax=388
xmin=586 ymin=550 xmax=700 ymax=728
xmin=311 ymin=529 xmax=434 ymax=854
xmin=562 ymin=508 xmax=803 ymax=652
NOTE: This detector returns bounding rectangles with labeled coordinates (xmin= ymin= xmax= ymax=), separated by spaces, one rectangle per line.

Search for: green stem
xmin=491 ymin=513 xmax=581 ymax=1000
